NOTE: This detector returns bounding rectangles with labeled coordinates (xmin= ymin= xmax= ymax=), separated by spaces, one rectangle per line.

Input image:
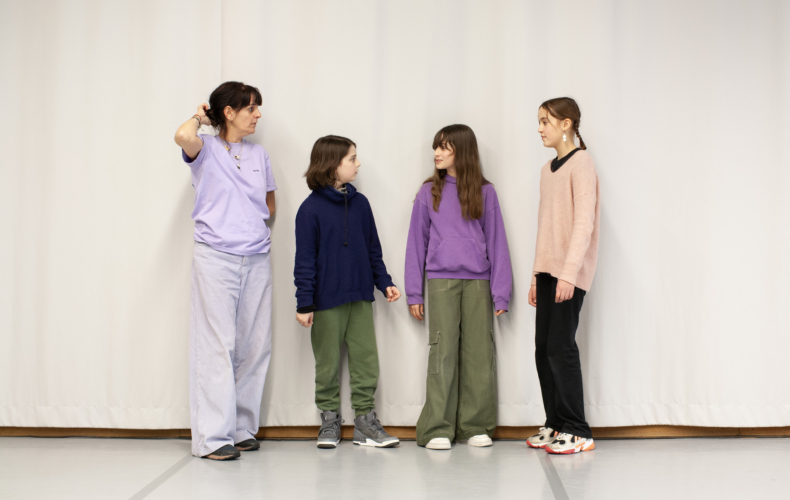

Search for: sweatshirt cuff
xmin=375 ymin=277 xmax=396 ymax=295
xmin=558 ymin=271 xmax=577 ymax=287
xmin=296 ymin=295 xmax=315 ymax=311
xmin=407 ymin=295 xmax=424 ymax=306
xmin=494 ymin=300 xmax=509 ymax=312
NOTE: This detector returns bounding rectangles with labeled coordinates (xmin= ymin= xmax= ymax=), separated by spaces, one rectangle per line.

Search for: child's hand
xmin=495 ymin=309 xmax=507 ymax=316
xmin=529 ymin=285 xmax=537 ymax=307
xmin=296 ymin=312 xmax=314 ymax=327
xmin=386 ymin=286 xmax=401 ymax=302
xmin=409 ymin=304 xmax=424 ymax=321
xmin=555 ymin=280 xmax=575 ymax=303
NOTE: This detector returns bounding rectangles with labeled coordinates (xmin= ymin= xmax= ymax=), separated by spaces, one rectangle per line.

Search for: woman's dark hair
xmin=305 ymin=135 xmax=356 ymax=190
xmin=539 ymin=97 xmax=587 ymax=150
xmin=423 ymin=124 xmax=489 ymax=221
xmin=206 ymin=81 xmax=263 ymax=132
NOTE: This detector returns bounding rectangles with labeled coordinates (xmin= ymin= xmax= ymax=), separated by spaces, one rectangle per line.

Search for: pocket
xmin=428 ymin=331 xmax=440 ymax=375
xmin=426 ymin=238 xmax=490 ymax=274
xmin=489 ymin=329 xmax=497 ymax=373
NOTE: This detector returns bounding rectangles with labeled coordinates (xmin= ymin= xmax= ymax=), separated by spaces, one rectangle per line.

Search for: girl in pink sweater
xmin=526 ymin=97 xmax=600 ymax=455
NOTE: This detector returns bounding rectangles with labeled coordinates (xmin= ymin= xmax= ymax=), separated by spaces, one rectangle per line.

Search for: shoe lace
xmin=319 ymin=416 xmax=343 ymax=436
xmin=364 ymin=411 xmax=386 ymax=435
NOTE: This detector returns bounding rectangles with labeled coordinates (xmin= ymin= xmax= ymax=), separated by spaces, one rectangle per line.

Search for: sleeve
xmin=404 ymin=190 xmax=431 ymax=305
xmin=182 ymin=134 xmax=207 ymax=168
xmin=366 ymin=201 xmax=395 ymax=295
xmin=294 ymin=205 xmax=319 ymax=310
xmin=481 ymin=187 xmax=513 ymax=311
xmin=559 ymin=161 xmax=598 ymax=285
xmin=263 ymin=149 xmax=277 ymax=192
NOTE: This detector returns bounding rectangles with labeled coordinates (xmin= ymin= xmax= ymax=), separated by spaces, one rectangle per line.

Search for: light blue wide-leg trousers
xmin=189 ymin=242 xmax=273 ymax=457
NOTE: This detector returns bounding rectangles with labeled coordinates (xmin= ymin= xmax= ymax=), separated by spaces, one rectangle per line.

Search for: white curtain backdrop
xmin=1 ymin=0 xmax=788 ymax=430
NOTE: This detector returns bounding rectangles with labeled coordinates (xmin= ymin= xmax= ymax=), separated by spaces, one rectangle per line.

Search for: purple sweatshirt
xmin=405 ymin=175 xmax=513 ymax=311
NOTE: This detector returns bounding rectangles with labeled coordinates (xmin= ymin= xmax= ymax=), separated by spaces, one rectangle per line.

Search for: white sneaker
xmin=467 ymin=434 xmax=493 ymax=447
xmin=426 ymin=437 xmax=451 ymax=450
xmin=546 ymin=433 xmax=595 ymax=455
xmin=527 ymin=427 xmax=557 ymax=449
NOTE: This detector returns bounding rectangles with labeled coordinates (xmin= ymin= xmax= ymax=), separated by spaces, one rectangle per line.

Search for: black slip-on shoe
xmin=202 ymin=444 xmax=241 ymax=461
xmin=235 ymin=439 xmax=260 ymax=451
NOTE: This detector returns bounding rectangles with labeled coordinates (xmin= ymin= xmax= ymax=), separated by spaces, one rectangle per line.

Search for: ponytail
xmin=574 ymin=123 xmax=587 ymax=150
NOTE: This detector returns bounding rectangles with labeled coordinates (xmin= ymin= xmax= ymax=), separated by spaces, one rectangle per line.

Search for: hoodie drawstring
xmin=343 ymin=191 xmax=348 ymax=247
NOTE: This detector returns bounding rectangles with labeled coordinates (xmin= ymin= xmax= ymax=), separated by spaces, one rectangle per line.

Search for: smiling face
xmin=224 ymin=95 xmax=262 ymax=139
xmin=433 ymin=141 xmax=456 ymax=172
xmin=335 ymin=145 xmax=360 ymax=186
xmin=538 ymin=106 xmax=572 ymax=149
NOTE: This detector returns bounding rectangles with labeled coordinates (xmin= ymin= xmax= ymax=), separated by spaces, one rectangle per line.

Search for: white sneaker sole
xmin=467 ymin=439 xmax=493 ymax=447
xmin=426 ymin=442 xmax=452 ymax=450
xmin=546 ymin=439 xmax=595 ymax=455
xmin=317 ymin=439 xmax=340 ymax=449
xmin=353 ymin=438 xmax=399 ymax=448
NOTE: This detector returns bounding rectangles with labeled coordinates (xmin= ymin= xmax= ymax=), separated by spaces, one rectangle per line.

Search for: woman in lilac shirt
xmin=174 ymin=82 xmax=276 ymax=461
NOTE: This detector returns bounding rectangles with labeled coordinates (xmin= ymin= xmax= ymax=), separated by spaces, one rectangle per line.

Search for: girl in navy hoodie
xmin=295 ymin=135 xmax=401 ymax=449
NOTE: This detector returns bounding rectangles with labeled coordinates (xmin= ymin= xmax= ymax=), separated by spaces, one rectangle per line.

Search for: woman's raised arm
xmin=175 ymin=103 xmax=211 ymax=160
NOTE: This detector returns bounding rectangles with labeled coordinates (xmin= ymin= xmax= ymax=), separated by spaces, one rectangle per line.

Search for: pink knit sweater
xmin=531 ymin=150 xmax=600 ymax=291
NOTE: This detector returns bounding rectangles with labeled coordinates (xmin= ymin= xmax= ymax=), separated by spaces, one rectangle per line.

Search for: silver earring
xmin=563 ymin=133 xmax=567 ymax=142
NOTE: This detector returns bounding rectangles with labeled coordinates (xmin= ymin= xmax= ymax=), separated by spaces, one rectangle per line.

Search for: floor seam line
xmin=128 ymin=453 xmax=192 ymax=500
xmin=538 ymin=452 xmax=570 ymax=500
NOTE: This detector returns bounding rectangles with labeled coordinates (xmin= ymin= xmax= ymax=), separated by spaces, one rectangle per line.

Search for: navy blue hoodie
xmin=294 ymin=183 xmax=395 ymax=311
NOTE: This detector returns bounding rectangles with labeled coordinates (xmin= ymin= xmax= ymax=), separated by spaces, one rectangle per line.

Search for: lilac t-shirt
xmin=182 ymin=134 xmax=277 ymax=255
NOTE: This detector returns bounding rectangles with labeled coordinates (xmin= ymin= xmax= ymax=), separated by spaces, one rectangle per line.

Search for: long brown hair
xmin=423 ymin=124 xmax=489 ymax=221
xmin=304 ymin=135 xmax=356 ymax=190
xmin=540 ymin=97 xmax=587 ymax=150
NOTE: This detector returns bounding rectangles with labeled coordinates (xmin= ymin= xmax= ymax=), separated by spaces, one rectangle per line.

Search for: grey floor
xmin=0 ymin=437 xmax=788 ymax=499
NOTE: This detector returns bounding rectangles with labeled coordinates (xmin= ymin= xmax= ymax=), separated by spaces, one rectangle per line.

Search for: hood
xmin=316 ymin=183 xmax=357 ymax=203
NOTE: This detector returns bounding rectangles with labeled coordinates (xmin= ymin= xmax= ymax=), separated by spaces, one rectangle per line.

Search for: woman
xmin=174 ymin=81 xmax=277 ymax=460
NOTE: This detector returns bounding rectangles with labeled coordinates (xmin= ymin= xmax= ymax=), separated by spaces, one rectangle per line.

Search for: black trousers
xmin=535 ymin=273 xmax=592 ymax=438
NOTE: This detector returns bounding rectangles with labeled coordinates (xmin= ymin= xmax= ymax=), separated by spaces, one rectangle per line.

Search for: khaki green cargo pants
xmin=311 ymin=300 xmax=379 ymax=417
xmin=416 ymin=279 xmax=497 ymax=446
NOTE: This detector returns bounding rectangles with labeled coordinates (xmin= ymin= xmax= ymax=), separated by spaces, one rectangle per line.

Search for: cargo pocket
xmin=428 ymin=331 xmax=441 ymax=375
xmin=489 ymin=329 xmax=497 ymax=373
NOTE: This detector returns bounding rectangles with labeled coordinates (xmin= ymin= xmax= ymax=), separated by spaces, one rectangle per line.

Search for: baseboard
xmin=2 ymin=425 xmax=789 ymax=439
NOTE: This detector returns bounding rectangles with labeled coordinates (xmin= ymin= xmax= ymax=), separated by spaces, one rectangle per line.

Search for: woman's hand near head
xmin=409 ymin=304 xmax=424 ymax=321
xmin=174 ymin=103 xmax=210 ymax=160
xmin=195 ymin=103 xmax=211 ymax=126
xmin=296 ymin=312 xmax=314 ymax=328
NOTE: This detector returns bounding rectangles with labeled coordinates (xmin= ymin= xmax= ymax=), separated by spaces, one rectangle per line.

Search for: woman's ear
xmin=224 ymin=105 xmax=235 ymax=121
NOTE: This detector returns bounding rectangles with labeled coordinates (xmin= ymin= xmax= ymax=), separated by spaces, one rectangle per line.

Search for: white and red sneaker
xmin=545 ymin=433 xmax=595 ymax=454
xmin=527 ymin=427 xmax=557 ymax=449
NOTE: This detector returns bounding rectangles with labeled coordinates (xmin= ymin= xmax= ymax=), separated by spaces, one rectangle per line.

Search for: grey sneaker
xmin=353 ymin=410 xmax=399 ymax=448
xmin=317 ymin=410 xmax=343 ymax=448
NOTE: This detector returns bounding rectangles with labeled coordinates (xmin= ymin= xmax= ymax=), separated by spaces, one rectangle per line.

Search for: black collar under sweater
xmin=551 ymin=148 xmax=581 ymax=172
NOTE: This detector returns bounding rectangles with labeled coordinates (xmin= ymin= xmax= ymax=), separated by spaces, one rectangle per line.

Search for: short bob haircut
xmin=205 ymin=81 xmax=263 ymax=132
xmin=304 ymin=135 xmax=356 ymax=191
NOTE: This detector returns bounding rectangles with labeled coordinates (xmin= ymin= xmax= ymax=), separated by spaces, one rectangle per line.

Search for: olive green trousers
xmin=311 ymin=301 xmax=379 ymax=417
xmin=416 ymin=279 xmax=497 ymax=446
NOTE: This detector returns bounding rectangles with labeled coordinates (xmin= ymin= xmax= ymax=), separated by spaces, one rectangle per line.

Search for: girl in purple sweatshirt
xmin=405 ymin=124 xmax=513 ymax=449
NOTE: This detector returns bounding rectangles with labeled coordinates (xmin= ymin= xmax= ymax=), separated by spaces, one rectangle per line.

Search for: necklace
xmin=221 ymin=136 xmax=243 ymax=170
